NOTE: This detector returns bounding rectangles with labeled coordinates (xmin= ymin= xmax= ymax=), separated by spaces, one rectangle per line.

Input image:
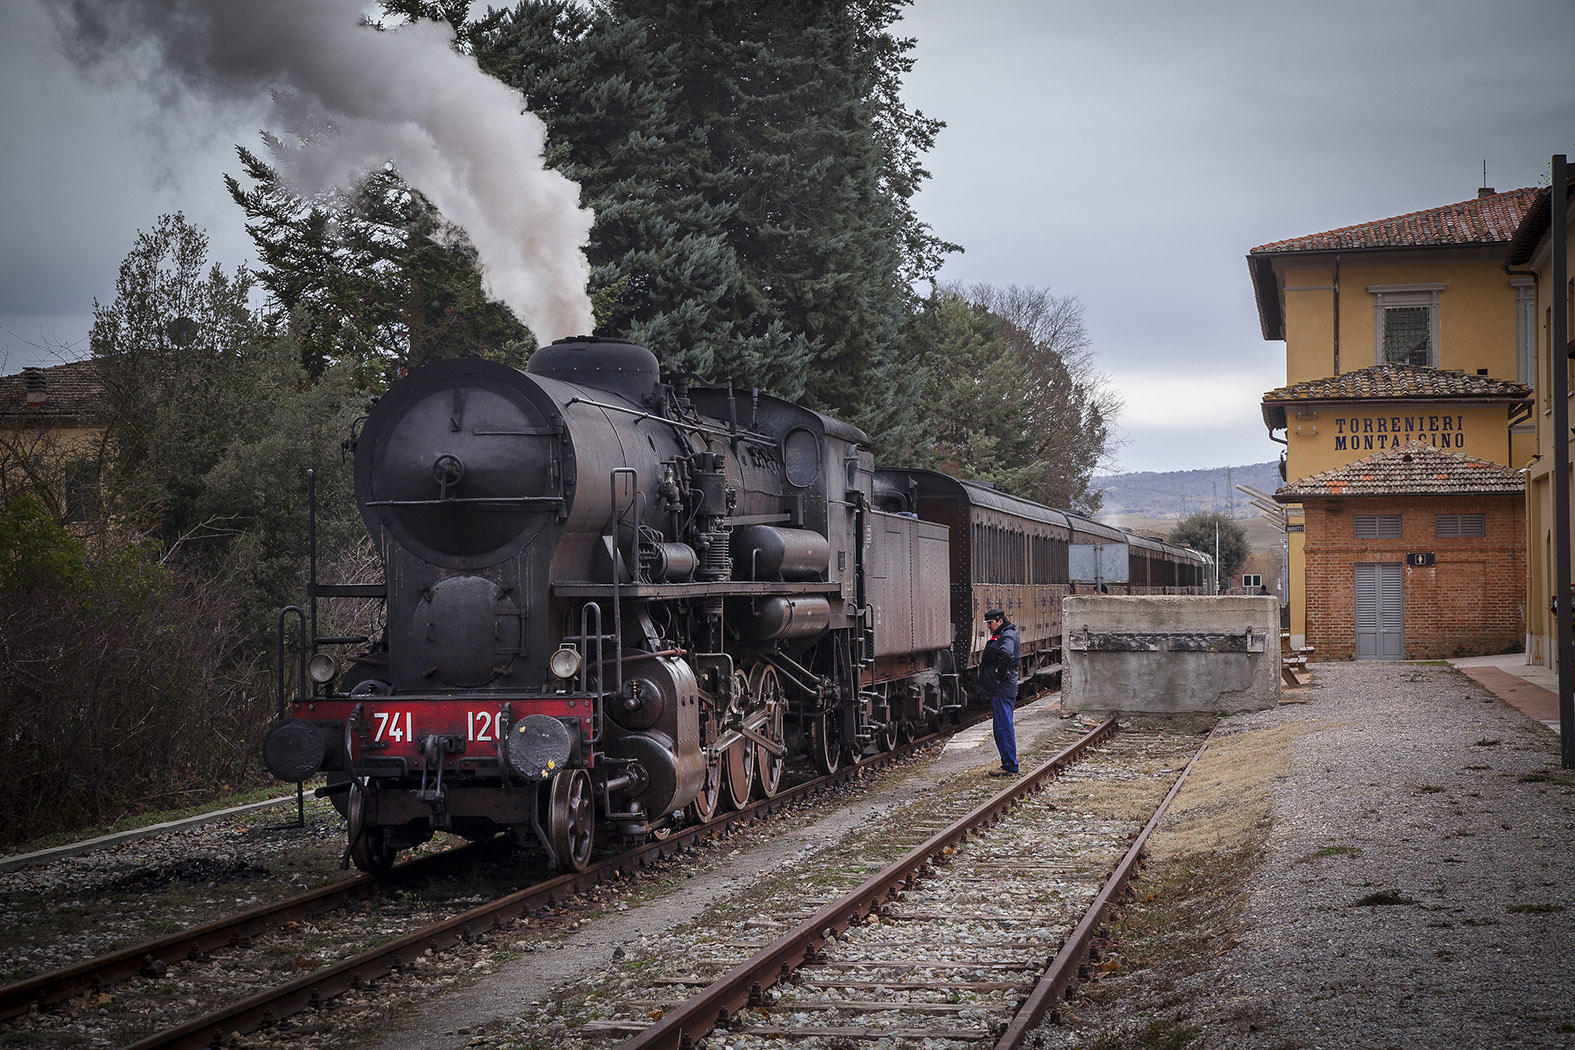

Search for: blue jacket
xmin=978 ymin=621 xmax=1020 ymax=699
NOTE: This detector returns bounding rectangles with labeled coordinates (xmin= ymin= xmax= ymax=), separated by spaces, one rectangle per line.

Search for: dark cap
xmin=985 ymin=608 xmax=1005 ymax=622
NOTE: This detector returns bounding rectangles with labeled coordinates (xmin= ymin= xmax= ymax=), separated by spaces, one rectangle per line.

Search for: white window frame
xmin=1369 ymin=283 xmax=1444 ymax=368
xmin=1512 ymin=277 xmax=1536 ymax=385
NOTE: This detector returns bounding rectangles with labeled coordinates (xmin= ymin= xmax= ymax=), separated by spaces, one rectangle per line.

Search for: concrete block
xmin=1062 ymin=595 xmax=1282 ymax=713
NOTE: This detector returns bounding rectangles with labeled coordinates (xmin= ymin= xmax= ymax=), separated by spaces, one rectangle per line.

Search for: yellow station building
xmin=1250 ymin=188 xmax=1539 ymax=652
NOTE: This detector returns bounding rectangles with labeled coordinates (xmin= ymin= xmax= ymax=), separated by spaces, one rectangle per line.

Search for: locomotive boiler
xmin=263 ymin=337 xmax=957 ymax=873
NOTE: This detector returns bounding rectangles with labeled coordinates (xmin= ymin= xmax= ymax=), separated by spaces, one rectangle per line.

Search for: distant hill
xmin=1093 ymin=461 xmax=1282 ymax=520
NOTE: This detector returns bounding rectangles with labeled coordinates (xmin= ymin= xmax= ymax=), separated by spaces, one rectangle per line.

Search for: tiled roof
xmin=1504 ymin=177 xmax=1575 ymax=268
xmin=0 ymin=360 xmax=106 ymax=424
xmin=1275 ymin=441 xmax=1524 ymax=500
xmin=1263 ymin=363 xmax=1529 ymax=404
xmin=1251 ymin=188 xmax=1539 ymax=254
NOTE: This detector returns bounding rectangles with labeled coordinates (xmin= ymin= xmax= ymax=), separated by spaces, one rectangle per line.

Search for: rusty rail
xmin=995 ymin=725 xmax=1217 ymax=1049
xmin=617 ymin=717 xmax=1123 ymax=1050
xmin=7 ymin=708 xmax=985 ymax=1050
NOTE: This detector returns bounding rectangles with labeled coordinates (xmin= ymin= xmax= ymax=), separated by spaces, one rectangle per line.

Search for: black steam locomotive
xmin=262 ymin=337 xmax=1211 ymax=873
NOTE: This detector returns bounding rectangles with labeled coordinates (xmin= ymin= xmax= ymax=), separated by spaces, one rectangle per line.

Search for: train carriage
xmin=874 ymin=469 xmax=1071 ymax=692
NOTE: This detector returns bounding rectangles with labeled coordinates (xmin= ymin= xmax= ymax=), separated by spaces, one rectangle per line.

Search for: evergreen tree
xmin=469 ymin=0 xmax=951 ymax=458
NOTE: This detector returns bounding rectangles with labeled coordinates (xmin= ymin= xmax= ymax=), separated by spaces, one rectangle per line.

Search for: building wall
xmin=1521 ymin=194 xmax=1575 ymax=669
xmin=1270 ymin=242 xmax=1533 ymax=649
xmin=1301 ymin=494 xmax=1524 ymax=660
xmin=1281 ymin=250 xmax=1530 ymax=387
xmin=1282 ymin=401 xmax=1516 ymax=480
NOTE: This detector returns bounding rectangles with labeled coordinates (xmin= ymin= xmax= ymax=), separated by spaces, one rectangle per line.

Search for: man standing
xmin=979 ymin=609 xmax=1020 ymax=777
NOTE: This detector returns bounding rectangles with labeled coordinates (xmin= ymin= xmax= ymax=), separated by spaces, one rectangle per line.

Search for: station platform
xmin=1445 ymin=653 xmax=1563 ymax=734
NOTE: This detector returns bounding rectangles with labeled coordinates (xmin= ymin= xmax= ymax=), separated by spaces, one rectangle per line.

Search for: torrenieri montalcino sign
xmin=1332 ymin=414 xmax=1466 ymax=451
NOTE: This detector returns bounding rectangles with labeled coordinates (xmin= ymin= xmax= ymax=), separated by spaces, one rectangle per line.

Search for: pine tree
xmin=470 ymin=0 xmax=951 ymax=457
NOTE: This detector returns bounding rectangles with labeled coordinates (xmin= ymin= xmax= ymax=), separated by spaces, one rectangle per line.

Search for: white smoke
xmin=56 ymin=0 xmax=596 ymax=341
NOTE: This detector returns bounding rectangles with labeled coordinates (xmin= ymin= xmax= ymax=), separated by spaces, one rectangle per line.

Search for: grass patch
xmin=1519 ymin=770 xmax=1575 ymax=787
xmin=1507 ymin=902 xmax=1567 ymax=915
xmin=1351 ymin=889 xmax=1414 ymax=907
xmin=1473 ymin=738 xmax=1502 ymax=747
xmin=1303 ymin=844 xmax=1364 ymax=861
xmin=2 ymin=780 xmax=318 ymax=855
xmin=1080 ymin=1020 xmax=1202 ymax=1049
xmin=1414 ymin=784 xmax=1446 ymax=794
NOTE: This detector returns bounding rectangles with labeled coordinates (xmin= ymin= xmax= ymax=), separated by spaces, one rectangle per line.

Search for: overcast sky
xmin=1 ymin=0 xmax=1572 ymax=475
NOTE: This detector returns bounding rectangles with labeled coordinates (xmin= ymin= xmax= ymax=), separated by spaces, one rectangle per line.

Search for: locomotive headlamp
xmin=549 ymin=645 xmax=582 ymax=679
xmin=308 ymin=653 xmax=339 ymax=685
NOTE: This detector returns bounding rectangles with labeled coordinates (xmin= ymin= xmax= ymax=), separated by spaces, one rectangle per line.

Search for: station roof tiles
xmin=1251 ymin=188 xmax=1539 ymax=255
xmin=1503 ymin=177 xmax=1575 ymax=267
xmin=1275 ymin=441 xmax=1524 ymax=500
xmin=1261 ymin=364 xmax=1530 ymax=427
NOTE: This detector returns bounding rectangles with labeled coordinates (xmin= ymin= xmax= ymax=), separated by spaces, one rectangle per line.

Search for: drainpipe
xmin=1551 ymin=156 xmax=1573 ymax=768
xmin=1332 ymin=253 xmax=1341 ymax=375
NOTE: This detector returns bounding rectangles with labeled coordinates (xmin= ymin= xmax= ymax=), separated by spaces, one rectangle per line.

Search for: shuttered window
xmin=1435 ymin=513 xmax=1486 ymax=538
xmin=1354 ymin=514 xmax=1401 ymax=538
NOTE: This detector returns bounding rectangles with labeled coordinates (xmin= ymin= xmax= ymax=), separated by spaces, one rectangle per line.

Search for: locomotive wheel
xmin=722 ymin=671 xmax=756 ymax=809
xmin=686 ymin=747 xmax=724 ymax=824
xmin=722 ymin=736 xmax=756 ymax=810
xmin=748 ymin=664 xmax=786 ymax=799
xmin=547 ymin=768 xmax=595 ymax=873
xmin=347 ymin=781 xmax=396 ymax=875
xmin=811 ymin=710 xmax=842 ymax=775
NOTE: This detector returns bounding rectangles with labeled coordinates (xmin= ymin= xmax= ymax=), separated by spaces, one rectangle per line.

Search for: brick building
xmin=1276 ymin=442 xmax=1524 ymax=660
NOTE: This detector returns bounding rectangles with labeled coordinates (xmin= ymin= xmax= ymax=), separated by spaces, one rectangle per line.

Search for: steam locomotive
xmin=261 ymin=337 xmax=1212 ymax=873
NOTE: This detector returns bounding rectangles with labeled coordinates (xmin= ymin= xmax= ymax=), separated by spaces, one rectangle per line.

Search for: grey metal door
xmin=1354 ymin=562 xmax=1403 ymax=659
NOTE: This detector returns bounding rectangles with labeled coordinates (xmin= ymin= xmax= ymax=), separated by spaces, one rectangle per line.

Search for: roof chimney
xmin=1477 ymin=186 xmax=1496 ymax=198
xmin=22 ymin=367 xmax=45 ymax=408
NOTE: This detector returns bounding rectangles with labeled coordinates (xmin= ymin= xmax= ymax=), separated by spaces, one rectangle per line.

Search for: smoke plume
xmin=56 ymin=0 xmax=595 ymax=341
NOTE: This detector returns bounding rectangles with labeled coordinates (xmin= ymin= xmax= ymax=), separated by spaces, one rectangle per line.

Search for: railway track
xmin=560 ymin=718 xmax=1215 ymax=1050
xmin=0 ymin=709 xmax=995 ymax=1050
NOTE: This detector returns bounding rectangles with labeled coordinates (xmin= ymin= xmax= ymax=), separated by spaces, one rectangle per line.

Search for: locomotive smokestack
xmin=54 ymin=0 xmax=595 ymax=341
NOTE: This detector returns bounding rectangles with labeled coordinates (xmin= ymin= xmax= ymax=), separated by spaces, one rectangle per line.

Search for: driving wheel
xmin=687 ymin=745 xmax=723 ymax=824
xmin=722 ymin=671 xmax=756 ymax=809
xmin=748 ymin=664 xmax=786 ymax=799
xmin=547 ymin=768 xmax=595 ymax=872
xmin=811 ymin=709 xmax=842 ymax=775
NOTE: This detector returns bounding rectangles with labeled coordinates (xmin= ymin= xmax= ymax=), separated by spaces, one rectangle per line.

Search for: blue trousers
xmin=991 ymin=695 xmax=1018 ymax=772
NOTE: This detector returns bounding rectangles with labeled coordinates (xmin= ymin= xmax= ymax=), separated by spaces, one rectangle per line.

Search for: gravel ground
xmin=1038 ymin=660 xmax=1575 ymax=1050
xmin=9 ymin=661 xmax=1572 ymax=1050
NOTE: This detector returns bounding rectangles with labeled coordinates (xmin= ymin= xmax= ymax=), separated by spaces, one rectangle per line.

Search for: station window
xmin=1435 ymin=513 xmax=1486 ymax=538
xmin=1354 ymin=514 xmax=1401 ymax=538
xmin=1369 ymin=284 xmax=1443 ymax=368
